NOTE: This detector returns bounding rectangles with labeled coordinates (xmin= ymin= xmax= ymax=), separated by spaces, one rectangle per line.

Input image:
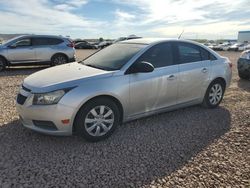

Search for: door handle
xmin=167 ymin=75 xmax=175 ymax=80
xmin=202 ymin=68 xmax=208 ymax=73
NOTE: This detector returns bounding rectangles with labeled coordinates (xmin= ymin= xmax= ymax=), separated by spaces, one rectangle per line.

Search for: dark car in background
xmin=238 ymin=50 xmax=250 ymax=79
xmin=75 ymin=41 xmax=98 ymax=49
xmin=113 ymin=35 xmax=142 ymax=43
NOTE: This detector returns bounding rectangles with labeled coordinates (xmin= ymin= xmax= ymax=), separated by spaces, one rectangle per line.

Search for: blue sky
xmin=0 ymin=0 xmax=249 ymax=39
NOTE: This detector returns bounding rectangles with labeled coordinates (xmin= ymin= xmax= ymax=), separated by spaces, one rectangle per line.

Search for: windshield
xmin=81 ymin=43 xmax=146 ymax=70
xmin=2 ymin=36 xmax=23 ymax=46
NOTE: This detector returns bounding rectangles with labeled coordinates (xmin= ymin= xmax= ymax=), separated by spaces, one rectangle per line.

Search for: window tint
xmin=210 ymin=53 xmax=217 ymax=60
xmin=137 ymin=43 xmax=174 ymax=68
xmin=178 ymin=43 xmax=201 ymax=63
xmin=200 ymin=47 xmax=217 ymax=61
xmin=14 ymin=38 xmax=31 ymax=47
xmin=32 ymin=38 xmax=49 ymax=46
xmin=200 ymin=48 xmax=210 ymax=60
xmin=49 ymin=38 xmax=63 ymax=45
xmin=32 ymin=37 xmax=63 ymax=46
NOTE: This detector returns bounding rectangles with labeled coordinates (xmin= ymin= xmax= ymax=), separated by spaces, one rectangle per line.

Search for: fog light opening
xmin=61 ymin=119 xmax=70 ymax=124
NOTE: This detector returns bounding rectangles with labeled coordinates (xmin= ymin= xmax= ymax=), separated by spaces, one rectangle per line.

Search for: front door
xmin=128 ymin=42 xmax=178 ymax=117
xmin=7 ymin=37 xmax=36 ymax=63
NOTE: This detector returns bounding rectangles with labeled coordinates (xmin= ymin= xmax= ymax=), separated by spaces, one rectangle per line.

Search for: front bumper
xmin=238 ymin=58 xmax=250 ymax=76
xmin=16 ymin=90 xmax=75 ymax=136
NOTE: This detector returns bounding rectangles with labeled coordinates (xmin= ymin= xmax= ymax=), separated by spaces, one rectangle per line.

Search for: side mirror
xmin=126 ymin=61 xmax=154 ymax=74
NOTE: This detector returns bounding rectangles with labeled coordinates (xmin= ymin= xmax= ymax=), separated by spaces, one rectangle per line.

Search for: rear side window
xmin=200 ymin=47 xmax=217 ymax=61
xmin=137 ymin=43 xmax=174 ymax=68
xmin=177 ymin=43 xmax=201 ymax=64
xmin=32 ymin=37 xmax=63 ymax=46
xmin=49 ymin=38 xmax=63 ymax=45
xmin=200 ymin=48 xmax=210 ymax=60
xmin=210 ymin=53 xmax=217 ymax=60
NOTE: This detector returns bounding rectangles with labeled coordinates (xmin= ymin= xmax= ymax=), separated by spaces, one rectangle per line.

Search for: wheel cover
xmin=54 ymin=56 xmax=66 ymax=65
xmin=209 ymin=83 xmax=223 ymax=105
xmin=84 ymin=105 xmax=114 ymax=137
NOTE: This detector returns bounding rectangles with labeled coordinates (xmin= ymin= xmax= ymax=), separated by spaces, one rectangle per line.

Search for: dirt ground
xmin=0 ymin=50 xmax=249 ymax=187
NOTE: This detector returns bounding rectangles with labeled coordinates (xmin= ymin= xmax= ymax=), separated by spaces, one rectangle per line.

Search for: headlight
xmin=33 ymin=90 xmax=66 ymax=105
xmin=240 ymin=51 xmax=250 ymax=60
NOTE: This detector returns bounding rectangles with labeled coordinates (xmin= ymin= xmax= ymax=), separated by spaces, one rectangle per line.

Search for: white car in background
xmin=228 ymin=43 xmax=249 ymax=51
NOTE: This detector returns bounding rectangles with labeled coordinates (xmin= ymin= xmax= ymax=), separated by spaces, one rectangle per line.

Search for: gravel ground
xmin=0 ymin=50 xmax=249 ymax=188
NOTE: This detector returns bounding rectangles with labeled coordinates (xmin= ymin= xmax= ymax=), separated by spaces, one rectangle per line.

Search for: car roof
xmin=18 ymin=34 xmax=66 ymax=39
xmin=120 ymin=38 xmax=200 ymax=45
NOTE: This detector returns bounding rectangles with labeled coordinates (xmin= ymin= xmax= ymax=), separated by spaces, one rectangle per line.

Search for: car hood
xmin=24 ymin=62 xmax=114 ymax=93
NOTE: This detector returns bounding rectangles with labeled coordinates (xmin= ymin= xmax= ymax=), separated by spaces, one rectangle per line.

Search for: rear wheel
xmin=74 ymin=98 xmax=120 ymax=142
xmin=51 ymin=54 xmax=68 ymax=66
xmin=0 ymin=57 xmax=6 ymax=71
xmin=202 ymin=80 xmax=225 ymax=108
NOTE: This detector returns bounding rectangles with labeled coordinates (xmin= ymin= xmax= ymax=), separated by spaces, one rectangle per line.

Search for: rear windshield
xmin=81 ymin=43 xmax=146 ymax=70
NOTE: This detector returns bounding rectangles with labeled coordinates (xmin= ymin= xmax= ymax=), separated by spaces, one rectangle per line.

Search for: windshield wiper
xmin=84 ymin=63 xmax=116 ymax=71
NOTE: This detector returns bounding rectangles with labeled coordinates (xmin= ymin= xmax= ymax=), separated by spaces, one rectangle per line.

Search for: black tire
xmin=51 ymin=54 xmax=68 ymax=66
xmin=202 ymin=79 xmax=225 ymax=108
xmin=74 ymin=97 xmax=120 ymax=142
xmin=239 ymin=72 xmax=249 ymax=80
xmin=0 ymin=57 xmax=6 ymax=71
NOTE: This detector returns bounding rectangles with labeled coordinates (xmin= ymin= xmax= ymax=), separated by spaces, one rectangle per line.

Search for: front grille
xmin=17 ymin=94 xmax=27 ymax=105
xmin=33 ymin=120 xmax=58 ymax=131
xmin=22 ymin=85 xmax=31 ymax=92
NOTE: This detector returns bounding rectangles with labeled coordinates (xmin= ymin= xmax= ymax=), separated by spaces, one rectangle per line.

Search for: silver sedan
xmin=16 ymin=38 xmax=232 ymax=141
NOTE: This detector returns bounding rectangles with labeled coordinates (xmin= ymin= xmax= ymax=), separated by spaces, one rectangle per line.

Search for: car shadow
xmin=0 ymin=106 xmax=231 ymax=187
xmin=0 ymin=66 xmax=49 ymax=77
xmin=237 ymin=78 xmax=250 ymax=92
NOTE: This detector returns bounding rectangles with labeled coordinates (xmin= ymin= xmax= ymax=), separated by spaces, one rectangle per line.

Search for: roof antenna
xmin=178 ymin=29 xmax=184 ymax=39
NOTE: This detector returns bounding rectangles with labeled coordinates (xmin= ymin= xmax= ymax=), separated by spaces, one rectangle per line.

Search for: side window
xmin=137 ymin=43 xmax=174 ymax=68
xmin=200 ymin=48 xmax=210 ymax=60
xmin=200 ymin=47 xmax=217 ymax=61
xmin=48 ymin=38 xmax=63 ymax=45
xmin=14 ymin=38 xmax=31 ymax=47
xmin=177 ymin=43 xmax=201 ymax=64
xmin=210 ymin=53 xmax=217 ymax=61
xmin=32 ymin=38 xmax=50 ymax=46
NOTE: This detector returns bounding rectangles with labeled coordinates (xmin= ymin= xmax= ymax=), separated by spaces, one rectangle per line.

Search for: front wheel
xmin=202 ymin=80 xmax=225 ymax=108
xmin=74 ymin=98 xmax=120 ymax=142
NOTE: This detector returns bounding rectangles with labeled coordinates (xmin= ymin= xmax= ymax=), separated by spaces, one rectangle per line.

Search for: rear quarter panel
xmin=209 ymin=58 xmax=232 ymax=88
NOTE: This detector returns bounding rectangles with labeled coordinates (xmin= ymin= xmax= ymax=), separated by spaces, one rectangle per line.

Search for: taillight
xmin=66 ymin=39 xmax=75 ymax=48
xmin=67 ymin=42 xmax=75 ymax=48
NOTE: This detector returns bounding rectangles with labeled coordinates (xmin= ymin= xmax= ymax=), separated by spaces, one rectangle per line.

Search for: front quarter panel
xmin=59 ymin=74 xmax=130 ymax=123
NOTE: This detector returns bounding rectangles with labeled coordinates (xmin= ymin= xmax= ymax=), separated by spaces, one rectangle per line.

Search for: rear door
xmin=128 ymin=42 xmax=179 ymax=117
xmin=175 ymin=42 xmax=211 ymax=104
xmin=7 ymin=37 xmax=36 ymax=63
xmin=32 ymin=37 xmax=63 ymax=62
